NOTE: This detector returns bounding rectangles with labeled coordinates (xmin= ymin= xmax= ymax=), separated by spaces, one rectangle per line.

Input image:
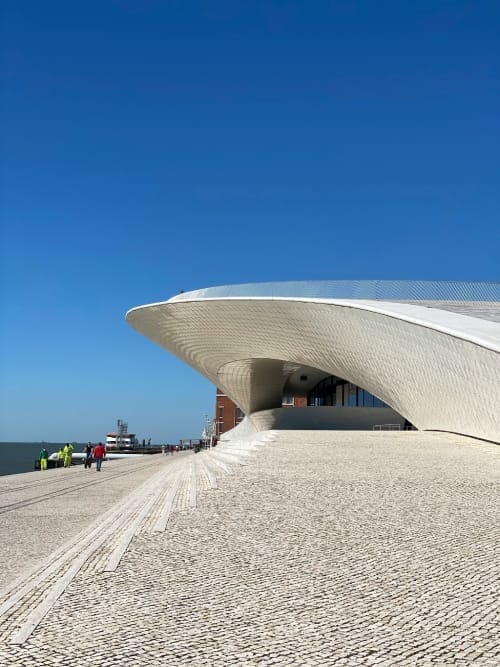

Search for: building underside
xmin=126 ymin=281 xmax=500 ymax=444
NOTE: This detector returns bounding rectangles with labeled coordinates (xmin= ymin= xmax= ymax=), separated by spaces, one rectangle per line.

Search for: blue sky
xmin=1 ymin=0 xmax=498 ymax=443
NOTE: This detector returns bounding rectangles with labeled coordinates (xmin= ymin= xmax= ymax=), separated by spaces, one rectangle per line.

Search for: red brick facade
xmin=215 ymin=389 xmax=245 ymax=436
xmin=293 ymin=396 xmax=308 ymax=408
xmin=215 ymin=388 xmax=307 ymax=435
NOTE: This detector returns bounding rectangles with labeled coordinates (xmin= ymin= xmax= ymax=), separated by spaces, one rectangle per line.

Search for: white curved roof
xmin=126 ymin=281 xmax=500 ymax=443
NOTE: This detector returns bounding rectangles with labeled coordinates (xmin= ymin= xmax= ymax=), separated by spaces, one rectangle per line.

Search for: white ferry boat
xmin=106 ymin=419 xmax=138 ymax=449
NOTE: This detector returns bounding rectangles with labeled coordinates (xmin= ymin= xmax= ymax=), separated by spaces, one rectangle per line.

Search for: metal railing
xmin=170 ymin=280 xmax=500 ymax=303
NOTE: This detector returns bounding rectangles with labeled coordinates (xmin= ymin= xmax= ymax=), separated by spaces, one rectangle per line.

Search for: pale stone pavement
xmin=0 ymin=454 xmax=188 ymax=590
xmin=0 ymin=431 xmax=498 ymax=666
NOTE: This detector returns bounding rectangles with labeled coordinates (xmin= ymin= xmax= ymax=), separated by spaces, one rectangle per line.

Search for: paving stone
xmin=0 ymin=431 xmax=498 ymax=665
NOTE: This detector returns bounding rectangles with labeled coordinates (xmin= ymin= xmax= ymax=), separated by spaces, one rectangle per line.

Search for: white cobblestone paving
xmin=0 ymin=456 xmax=180 ymax=590
xmin=0 ymin=430 xmax=498 ymax=666
xmin=0 ymin=458 xmax=194 ymax=644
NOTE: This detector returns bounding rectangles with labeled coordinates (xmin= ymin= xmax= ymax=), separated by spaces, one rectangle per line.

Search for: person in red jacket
xmin=93 ymin=442 xmax=106 ymax=472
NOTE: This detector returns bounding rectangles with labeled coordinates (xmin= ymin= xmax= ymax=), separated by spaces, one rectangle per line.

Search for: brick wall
xmin=215 ymin=389 xmax=244 ymax=435
xmin=215 ymin=390 xmax=307 ymax=434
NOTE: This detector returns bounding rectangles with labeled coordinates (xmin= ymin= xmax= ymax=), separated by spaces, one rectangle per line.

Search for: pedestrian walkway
xmin=0 ymin=431 xmax=498 ymax=666
xmin=0 ymin=454 xmax=180 ymax=589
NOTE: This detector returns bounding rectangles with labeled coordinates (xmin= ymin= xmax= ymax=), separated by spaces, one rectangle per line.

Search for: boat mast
xmin=117 ymin=419 xmax=128 ymax=448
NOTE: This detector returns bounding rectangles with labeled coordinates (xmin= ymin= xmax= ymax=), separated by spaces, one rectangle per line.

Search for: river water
xmin=0 ymin=443 xmax=85 ymax=476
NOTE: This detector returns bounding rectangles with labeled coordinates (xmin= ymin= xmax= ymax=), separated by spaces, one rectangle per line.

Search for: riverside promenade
xmin=0 ymin=431 xmax=498 ymax=666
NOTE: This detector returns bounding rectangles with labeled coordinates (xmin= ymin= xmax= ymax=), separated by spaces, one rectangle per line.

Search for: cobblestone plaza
xmin=0 ymin=430 xmax=498 ymax=666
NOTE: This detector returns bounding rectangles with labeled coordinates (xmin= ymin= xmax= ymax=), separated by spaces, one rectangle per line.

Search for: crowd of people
xmin=161 ymin=444 xmax=181 ymax=455
xmin=38 ymin=442 xmax=107 ymax=471
xmin=82 ymin=441 xmax=107 ymax=471
xmin=38 ymin=438 xmax=217 ymax=471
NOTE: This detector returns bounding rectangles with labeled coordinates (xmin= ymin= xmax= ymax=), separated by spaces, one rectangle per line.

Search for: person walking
xmin=39 ymin=447 xmax=49 ymax=471
xmin=84 ymin=442 xmax=93 ymax=469
xmin=63 ymin=443 xmax=74 ymax=468
xmin=93 ymin=442 xmax=106 ymax=472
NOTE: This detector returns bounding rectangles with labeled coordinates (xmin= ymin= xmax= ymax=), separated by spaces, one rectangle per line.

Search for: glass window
xmin=348 ymin=384 xmax=357 ymax=407
xmin=357 ymin=388 xmax=364 ymax=406
xmin=307 ymin=376 xmax=390 ymax=410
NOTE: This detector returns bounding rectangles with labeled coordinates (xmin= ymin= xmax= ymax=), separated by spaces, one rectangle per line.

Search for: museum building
xmin=127 ymin=280 xmax=500 ymax=444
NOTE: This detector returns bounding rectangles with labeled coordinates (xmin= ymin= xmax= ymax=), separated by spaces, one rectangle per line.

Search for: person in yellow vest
xmin=39 ymin=448 xmax=49 ymax=471
xmin=58 ymin=447 xmax=65 ymax=467
xmin=63 ymin=443 xmax=74 ymax=468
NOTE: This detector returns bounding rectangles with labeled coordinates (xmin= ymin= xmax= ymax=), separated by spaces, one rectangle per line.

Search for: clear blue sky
xmin=1 ymin=0 xmax=498 ymax=443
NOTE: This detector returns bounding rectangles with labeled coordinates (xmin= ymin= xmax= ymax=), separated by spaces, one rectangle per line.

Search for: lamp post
xmin=202 ymin=414 xmax=209 ymax=448
xmin=209 ymin=417 xmax=216 ymax=447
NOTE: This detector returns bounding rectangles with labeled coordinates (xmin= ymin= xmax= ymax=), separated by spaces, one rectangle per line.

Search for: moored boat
xmin=106 ymin=419 xmax=138 ymax=449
